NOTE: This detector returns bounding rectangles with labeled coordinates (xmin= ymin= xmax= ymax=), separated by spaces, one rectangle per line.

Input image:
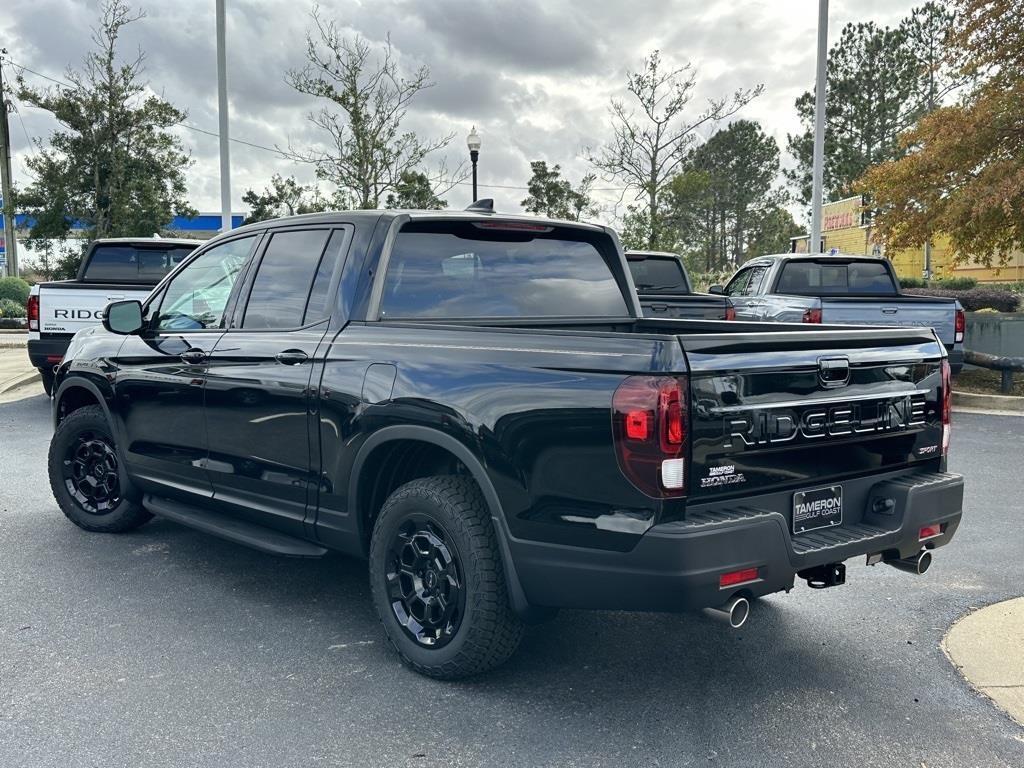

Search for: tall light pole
xmin=0 ymin=51 xmax=19 ymax=276
xmin=466 ymin=126 xmax=481 ymax=203
xmin=809 ymin=0 xmax=829 ymax=254
xmin=216 ymin=0 xmax=232 ymax=233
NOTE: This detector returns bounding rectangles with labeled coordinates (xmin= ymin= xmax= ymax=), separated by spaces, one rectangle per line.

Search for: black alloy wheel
xmin=386 ymin=515 xmax=466 ymax=648
xmin=62 ymin=430 xmax=122 ymax=514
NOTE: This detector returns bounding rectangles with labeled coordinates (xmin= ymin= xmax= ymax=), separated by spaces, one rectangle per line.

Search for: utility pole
xmin=215 ymin=0 xmax=232 ymax=233
xmin=0 ymin=50 xmax=20 ymax=276
xmin=809 ymin=0 xmax=829 ymax=255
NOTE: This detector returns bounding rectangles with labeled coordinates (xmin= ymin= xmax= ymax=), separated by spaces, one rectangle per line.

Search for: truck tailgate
xmin=640 ymin=294 xmax=729 ymax=320
xmin=38 ymin=283 xmax=152 ymax=336
xmin=819 ymin=297 xmax=956 ymax=345
xmin=681 ymin=327 xmax=945 ymax=506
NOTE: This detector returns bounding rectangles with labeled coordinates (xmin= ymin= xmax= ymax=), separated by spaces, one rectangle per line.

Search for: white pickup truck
xmin=27 ymin=237 xmax=200 ymax=394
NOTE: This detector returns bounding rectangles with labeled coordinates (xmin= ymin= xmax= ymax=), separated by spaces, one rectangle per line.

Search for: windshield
xmin=379 ymin=222 xmax=631 ymax=319
xmin=627 ymin=256 xmax=690 ymax=292
xmin=776 ymin=260 xmax=897 ymax=296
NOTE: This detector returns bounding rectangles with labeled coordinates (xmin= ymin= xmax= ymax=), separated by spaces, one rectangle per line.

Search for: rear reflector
xmin=919 ymin=524 xmax=943 ymax=540
xmin=46 ymin=355 xmax=63 ymax=364
xmin=720 ymin=567 xmax=759 ymax=588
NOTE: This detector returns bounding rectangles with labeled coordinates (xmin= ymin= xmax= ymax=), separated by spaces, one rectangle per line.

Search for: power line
xmin=7 ymin=57 xmax=630 ymax=194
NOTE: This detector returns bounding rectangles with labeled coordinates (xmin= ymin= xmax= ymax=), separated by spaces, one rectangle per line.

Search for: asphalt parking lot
xmin=1 ymin=391 xmax=1023 ymax=767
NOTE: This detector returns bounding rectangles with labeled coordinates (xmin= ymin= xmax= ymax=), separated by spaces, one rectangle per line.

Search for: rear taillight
xmin=954 ymin=308 xmax=965 ymax=343
xmin=27 ymin=294 xmax=39 ymax=331
xmin=612 ymin=376 xmax=688 ymax=497
xmin=802 ymin=307 xmax=822 ymax=324
xmin=941 ymin=358 xmax=952 ymax=455
xmin=724 ymin=304 xmax=736 ymax=321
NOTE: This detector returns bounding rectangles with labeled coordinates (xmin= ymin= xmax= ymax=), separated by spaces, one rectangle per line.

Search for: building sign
xmin=822 ymin=196 xmax=865 ymax=232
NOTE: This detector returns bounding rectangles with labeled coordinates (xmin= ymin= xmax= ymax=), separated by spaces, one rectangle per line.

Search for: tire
xmin=369 ymin=476 xmax=524 ymax=679
xmin=48 ymin=405 xmax=152 ymax=533
xmin=39 ymin=367 xmax=54 ymax=397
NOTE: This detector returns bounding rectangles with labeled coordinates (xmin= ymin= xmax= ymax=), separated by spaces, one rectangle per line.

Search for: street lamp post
xmin=466 ymin=126 xmax=481 ymax=203
xmin=809 ymin=0 xmax=829 ymax=254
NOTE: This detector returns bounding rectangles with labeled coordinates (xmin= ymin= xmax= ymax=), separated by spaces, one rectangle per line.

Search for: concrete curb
xmin=943 ymin=597 xmax=1024 ymax=729
xmin=953 ymin=390 xmax=1024 ymax=414
xmin=0 ymin=369 xmax=40 ymax=396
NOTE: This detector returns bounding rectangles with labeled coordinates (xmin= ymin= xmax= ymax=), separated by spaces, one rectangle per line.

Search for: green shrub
xmin=899 ymin=276 xmax=927 ymax=288
xmin=934 ymin=276 xmax=978 ymax=290
xmin=903 ymin=286 xmax=1020 ymax=312
xmin=0 ymin=277 xmax=31 ymax=306
xmin=0 ymin=298 xmax=26 ymax=318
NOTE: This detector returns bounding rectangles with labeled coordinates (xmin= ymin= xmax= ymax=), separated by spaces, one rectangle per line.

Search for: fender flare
xmin=349 ymin=424 xmax=533 ymax=616
xmin=53 ymin=376 xmax=114 ymax=431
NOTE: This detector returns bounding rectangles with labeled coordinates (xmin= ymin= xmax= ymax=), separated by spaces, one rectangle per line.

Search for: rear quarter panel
xmin=315 ymin=323 xmax=687 ymax=552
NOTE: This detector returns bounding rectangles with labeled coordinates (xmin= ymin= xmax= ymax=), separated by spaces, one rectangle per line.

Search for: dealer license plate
xmin=792 ymin=485 xmax=843 ymax=534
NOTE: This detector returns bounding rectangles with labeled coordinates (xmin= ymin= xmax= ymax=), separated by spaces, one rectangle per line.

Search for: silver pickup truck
xmin=711 ymin=254 xmax=965 ymax=372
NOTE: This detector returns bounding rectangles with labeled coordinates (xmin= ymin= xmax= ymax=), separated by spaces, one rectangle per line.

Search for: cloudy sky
xmin=1 ymin=0 xmax=919 ymax=226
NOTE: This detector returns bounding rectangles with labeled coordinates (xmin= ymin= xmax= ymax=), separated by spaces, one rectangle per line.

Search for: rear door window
xmin=776 ymin=260 xmax=897 ymax=295
xmin=379 ymin=222 xmax=631 ymax=319
xmin=241 ymin=229 xmax=332 ymax=329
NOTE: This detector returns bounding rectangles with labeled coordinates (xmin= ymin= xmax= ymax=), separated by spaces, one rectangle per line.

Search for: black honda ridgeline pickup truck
xmin=48 ymin=205 xmax=964 ymax=679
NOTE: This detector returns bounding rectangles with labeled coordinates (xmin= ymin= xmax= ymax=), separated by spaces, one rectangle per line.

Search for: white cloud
xmin=0 ymin=0 xmax=924 ymax=225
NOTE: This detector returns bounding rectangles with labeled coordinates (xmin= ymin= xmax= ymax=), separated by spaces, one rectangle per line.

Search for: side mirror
xmin=103 ymin=300 xmax=144 ymax=335
xmin=708 ymin=284 xmax=725 ymax=295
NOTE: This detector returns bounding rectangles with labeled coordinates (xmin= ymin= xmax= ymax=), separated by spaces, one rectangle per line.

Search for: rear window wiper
xmin=636 ymin=283 xmax=685 ymax=291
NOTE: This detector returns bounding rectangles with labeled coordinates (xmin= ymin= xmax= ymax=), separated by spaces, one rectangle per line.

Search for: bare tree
xmin=285 ymin=8 xmax=463 ymax=209
xmin=587 ymin=51 xmax=763 ymax=249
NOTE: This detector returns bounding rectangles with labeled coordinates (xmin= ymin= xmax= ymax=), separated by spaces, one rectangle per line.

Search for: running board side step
xmin=144 ymin=495 xmax=329 ymax=558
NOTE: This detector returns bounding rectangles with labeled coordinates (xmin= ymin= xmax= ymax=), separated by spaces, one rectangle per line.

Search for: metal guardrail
xmin=964 ymin=349 xmax=1024 ymax=394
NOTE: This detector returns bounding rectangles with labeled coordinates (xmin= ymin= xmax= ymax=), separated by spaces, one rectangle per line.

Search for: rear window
xmin=83 ymin=244 xmax=197 ymax=283
xmin=776 ymin=260 xmax=897 ymax=296
xmin=628 ymin=256 xmax=690 ymax=292
xmin=379 ymin=222 xmax=631 ymax=319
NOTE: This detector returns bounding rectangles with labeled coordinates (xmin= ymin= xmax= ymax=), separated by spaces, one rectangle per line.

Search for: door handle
xmin=275 ymin=349 xmax=309 ymax=366
xmin=180 ymin=349 xmax=207 ymax=365
xmin=649 ymin=304 xmax=668 ymax=312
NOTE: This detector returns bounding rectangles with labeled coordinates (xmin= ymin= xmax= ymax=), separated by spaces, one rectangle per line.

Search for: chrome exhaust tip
xmin=703 ymin=596 xmax=750 ymax=629
xmin=888 ymin=549 xmax=932 ymax=575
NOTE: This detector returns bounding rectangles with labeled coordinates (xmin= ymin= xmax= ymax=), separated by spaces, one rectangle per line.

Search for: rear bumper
xmin=508 ymin=469 xmax=963 ymax=613
xmin=27 ymin=336 xmax=72 ymax=371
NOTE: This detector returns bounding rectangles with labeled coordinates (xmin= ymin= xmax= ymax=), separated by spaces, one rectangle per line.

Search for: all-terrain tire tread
xmin=370 ymin=475 xmax=523 ymax=679
xmin=48 ymin=405 xmax=152 ymax=533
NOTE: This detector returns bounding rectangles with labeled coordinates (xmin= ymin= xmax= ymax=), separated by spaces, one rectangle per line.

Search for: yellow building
xmin=790 ymin=195 xmax=1024 ymax=283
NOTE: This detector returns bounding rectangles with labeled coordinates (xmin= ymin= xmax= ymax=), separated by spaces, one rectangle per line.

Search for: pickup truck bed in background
xmin=28 ymin=237 xmax=200 ymax=393
xmin=626 ymin=250 xmax=730 ymax=320
xmin=716 ymin=254 xmax=965 ymax=371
